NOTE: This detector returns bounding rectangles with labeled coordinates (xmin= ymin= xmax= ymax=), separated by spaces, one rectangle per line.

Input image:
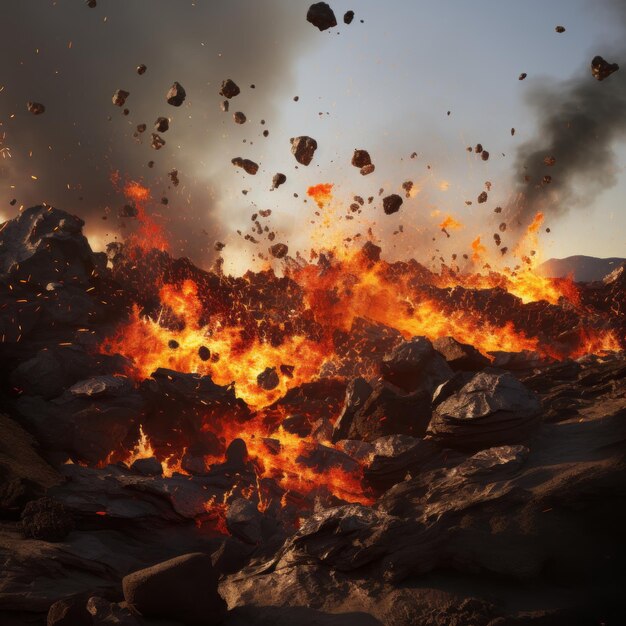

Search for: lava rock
xmin=166 ymin=82 xmax=186 ymax=106
xmin=344 ymin=10 xmax=355 ymax=24
xmin=27 ymin=101 xmax=46 ymax=115
xmin=382 ymin=194 xmax=403 ymax=215
xmin=433 ymin=336 xmax=490 ymax=371
xmin=290 ymin=135 xmax=317 ymax=165
xmin=351 ymin=149 xmax=372 ymax=168
xmin=130 ymin=457 xmax=163 ymax=476
xmin=136 ymin=63 xmax=147 ymax=75
xmin=427 ymin=369 xmax=542 ymax=451
xmin=233 ymin=111 xmax=246 ymax=124
xmin=271 ymin=172 xmax=287 ymax=189
xmin=198 ymin=345 xmax=211 ymax=361
xmin=112 ymin=89 xmax=129 ymax=107
xmin=231 ymin=157 xmax=259 ymax=175
xmin=226 ymin=498 xmax=264 ymax=544
xmin=219 ymin=78 xmax=240 ymax=99
xmin=332 ymin=377 xmax=373 ymax=442
xmin=591 ymin=55 xmax=619 ymax=81
xmin=20 ymin=497 xmax=74 ymax=542
xmin=151 ymin=133 xmax=165 ymax=150
xmin=68 ymin=375 xmax=132 ymax=399
xmin=154 ymin=116 xmax=169 ymax=133
xmin=281 ymin=414 xmax=312 ymax=437
xmin=360 ymin=163 xmax=375 ymax=176
xmin=220 ymin=100 xmax=229 ymax=112
xmin=477 ymin=191 xmax=488 ymax=204
xmin=269 ymin=243 xmax=288 ymax=259
xmin=47 ymin=595 xmax=92 ymax=626
xmin=306 ymin=2 xmax=337 ymax=31
xmin=257 ymin=366 xmax=279 ymax=390
xmin=122 ymin=553 xmax=227 ymax=625
xmin=120 ymin=203 xmax=138 ymax=218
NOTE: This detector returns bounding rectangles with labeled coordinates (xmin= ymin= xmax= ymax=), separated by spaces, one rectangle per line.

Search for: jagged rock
xmin=219 ymin=79 xmax=240 ymax=99
xmin=332 ymin=377 xmax=372 ymax=442
xmin=68 ymin=375 xmax=132 ymax=399
xmin=226 ymin=498 xmax=264 ymax=545
xmin=351 ymin=149 xmax=372 ymax=168
xmin=290 ymin=136 xmax=317 ymax=165
xmin=281 ymin=414 xmax=312 ymax=438
xmin=591 ymin=55 xmax=619 ymax=81
xmin=87 ymin=596 xmax=140 ymax=625
xmin=130 ymin=457 xmax=163 ymax=477
xmin=271 ymin=173 xmax=287 ymax=190
xmin=20 ymin=497 xmax=74 ymax=542
xmin=382 ymin=194 xmax=403 ymax=215
xmin=231 ymin=157 xmax=259 ymax=175
xmin=47 ymin=595 xmax=92 ymax=626
xmin=269 ymin=243 xmax=288 ymax=259
xmin=154 ymin=116 xmax=169 ymax=133
xmin=433 ymin=336 xmax=490 ymax=371
xmin=122 ymin=553 xmax=227 ymax=624
xmin=112 ymin=90 xmax=129 ymax=107
xmin=257 ymin=366 xmax=279 ymax=390
xmin=344 ymin=10 xmax=355 ymax=24
xmin=166 ymin=82 xmax=186 ymax=106
xmin=427 ymin=369 xmax=542 ymax=451
xmin=381 ymin=336 xmax=454 ymax=394
xmin=233 ymin=111 xmax=246 ymax=124
xmin=27 ymin=101 xmax=46 ymax=115
xmin=306 ymin=2 xmax=337 ymax=31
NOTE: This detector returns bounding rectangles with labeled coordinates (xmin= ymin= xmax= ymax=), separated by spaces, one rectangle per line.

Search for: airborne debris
xmin=119 ymin=204 xmax=137 ymax=218
xmin=306 ymin=2 xmax=337 ymax=31
xmin=26 ymin=102 xmax=45 ymax=115
xmin=351 ymin=149 xmax=372 ymax=169
xmin=257 ymin=367 xmax=279 ymax=391
xmin=344 ymin=10 xmax=355 ymax=24
xmin=112 ymin=90 xmax=129 ymax=107
xmin=290 ymin=136 xmax=317 ymax=165
xmin=477 ymin=191 xmax=488 ymax=204
xmin=383 ymin=194 xmax=403 ymax=215
xmin=136 ymin=64 xmax=147 ymax=75
xmin=544 ymin=155 xmax=556 ymax=166
xmin=154 ymin=117 xmax=169 ymax=133
xmin=271 ymin=173 xmax=287 ymax=190
xmin=591 ymin=56 xmax=619 ymax=81
xmin=360 ymin=164 xmax=375 ymax=176
xmin=233 ymin=112 xmax=246 ymax=125
xmin=519 ymin=73 xmax=527 ymax=80
xmin=214 ymin=241 xmax=225 ymax=251
xmin=402 ymin=181 xmax=413 ymax=197
xmin=168 ymin=169 xmax=179 ymax=186
xmin=555 ymin=25 xmax=566 ymax=33
xmin=151 ymin=134 xmax=165 ymax=150
xmin=166 ymin=82 xmax=186 ymax=106
xmin=481 ymin=151 xmax=490 ymax=161
xmin=269 ymin=243 xmax=288 ymax=258
xmin=219 ymin=79 xmax=240 ymax=99
xmin=137 ymin=123 xmax=146 ymax=133
xmin=231 ymin=157 xmax=259 ymax=175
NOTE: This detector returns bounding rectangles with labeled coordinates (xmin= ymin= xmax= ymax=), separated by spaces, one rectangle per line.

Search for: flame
xmin=439 ymin=215 xmax=463 ymax=231
xmin=307 ymin=183 xmax=334 ymax=208
xmin=471 ymin=236 xmax=487 ymax=263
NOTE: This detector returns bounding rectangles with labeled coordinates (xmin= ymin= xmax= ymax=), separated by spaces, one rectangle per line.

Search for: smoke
xmin=507 ymin=0 xmax=626 ymax=231
xmin=0 ymin=0 xmax=316 ymax=265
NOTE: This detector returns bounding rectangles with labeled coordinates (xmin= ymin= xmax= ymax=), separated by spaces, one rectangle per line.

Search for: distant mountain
xmin=538 ymin=255 xmax=626 ymax=282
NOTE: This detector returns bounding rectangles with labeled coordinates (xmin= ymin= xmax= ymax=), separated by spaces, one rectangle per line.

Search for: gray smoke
xmin=507 ymin=1 xmax=626 ymax=231
xmin=0 ymin=0 xmax=315 ymax=264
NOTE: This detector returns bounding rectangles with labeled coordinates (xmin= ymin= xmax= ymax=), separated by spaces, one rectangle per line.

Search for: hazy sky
xmin=1 ymin=0 xmax=624 ymax=273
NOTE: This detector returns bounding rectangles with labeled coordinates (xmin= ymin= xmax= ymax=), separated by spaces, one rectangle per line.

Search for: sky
xmin=0 ymin=0 xmax=624 ymax=274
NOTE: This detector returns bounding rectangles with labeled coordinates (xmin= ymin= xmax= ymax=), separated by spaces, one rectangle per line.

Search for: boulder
xmin=122 ymin=552 xmax=227 ymax=625
xmin=433 ymin=336 xmax=490 ymax=371
xmin=20 ymin=497 xmax=74 ymax=542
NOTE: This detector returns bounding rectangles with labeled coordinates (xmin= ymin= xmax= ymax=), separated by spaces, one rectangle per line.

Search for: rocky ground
xmin=1 ymin=206 xmax=625 ymax=625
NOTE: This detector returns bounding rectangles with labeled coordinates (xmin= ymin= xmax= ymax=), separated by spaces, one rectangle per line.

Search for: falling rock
xmin=231 ymin=157 xmax=258 ymax=175
xmin=271 ymin=172 xmax=287 ymax=189
xmin=151 ymin=133 xmax=165 ymax=150
xmin=20 ymin=497 xmax=74 ymax=542
xmin=477 ymin=191 xmax=488 ymax=204
xmin=432 ymin=336 xmax=490 ymax=371
xmin=360 ymin=164 xmax=375 ymax=176
xmin=122 ymin=553 xmax=227 ymax=625
xmin=351 ymin=149 xmax=372 ymax=168
xmin=219 ymin=78 xmax=240 ymax=99
xmin=427 ymin=369 xmax=542 ymax=451
xmin=166 ymin=82 xmax=186 ymax=106
xmin=233 ymin=111 xmax=246 ymax=124
xmin=290 ymin=135 xmax=317 ymax=165
xmin=591 ymin=55 xmax=619 ymax=81
xmin=344 ymin=10 xmax=355 ymax=24
xmin=154 ymin=117 xmax=169 ymax=133
xmin=198 ymin=345 xmax=211 ymax=361
xmin=168 ymin=169 xmax=179 ymax=186
xmin=27 ymin=101 xmax=46 ymax=115
xmin=555 ymin=25 xmax=566 ymax=33
xmin=306 ymin=2 xmax=337 ymax=31
xmin=120 ymin=204 xmax=138 ymax=218
xmin=518 ymin=73 xmax=527 ymax=80
xmin=382 ymin=194 xmax=403 ymax=215
xmin=136 ymin=63 xmax=147 ymax=75
xmin=257 ymin=366 xmax=279 ymax=390
xmin=112 ymin=89 xmax=129 ymax=107
xmin=269 ymin=243 xmax=288 ymax=259
xmin=481 ymin=150 xmax=490 ymax=161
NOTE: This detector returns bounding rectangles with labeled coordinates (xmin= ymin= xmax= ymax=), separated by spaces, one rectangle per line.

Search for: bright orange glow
xmin=307 ymin=183 xmax=334 ymax=208
xmin=439 ymin=215 xmax=463 ymax=231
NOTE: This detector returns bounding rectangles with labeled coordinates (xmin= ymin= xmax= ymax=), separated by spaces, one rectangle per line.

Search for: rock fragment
xmin=271 ymin=173 xmax=287 ymax=189
xmin=306 ymin=2 xmax=337 ymax=31
xmin=166 ymin=82 xmax=186 ymax=106
xmin=112 ymin=89 xmax=129 ymax=107
xmin=555 ymin=25 xmax=566 ymax=33
xmin=519 ymin=72 xmax=527 ymax=80
xmin=269 ymin=243 xmax=288 ymax=258
xmin=219 ymin=79 xmax=240 ymax=99
xmin=151 ymin=134 xmax=165 ymax=150
xmin=591 ymin=55 xmax=620 ymax=81
xmin=477 ymin=191 xmax=488 ymax=204
xmin=154 ymin=117 xmax=169 ymax=133
xmin=26 ymin=101 xmax=45 ymax=115
xmin=168 ymin=169 xmax=179 ymax=186
xmin=382 ymin=194 xmax=403 ymax=215
xmin=20 ymin=497 xmax=74 ymax=542
xmin=290 ymin=135 xmax=317 ymax=165
xmin=231 ymin=157 xmax=259 ymax=175
xmin=351 ymin=149 xmax=371 ymax=168
xmin=344 ymin=10 xmax=355 ymax=24
xmin=136 ymin=63 xmax=147 ymax=75
xmin=233 ymin=111 xmax=247 ymax=124
xmin=257 ymin=366 xmax=279 ymax=390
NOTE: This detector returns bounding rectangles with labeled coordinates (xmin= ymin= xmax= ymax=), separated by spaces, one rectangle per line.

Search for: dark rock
xmin=381 ymin=336 xmax=454 ymax=394
xmin=226 ymin=498 xmax=264 ymax=544
xmin=120 ymin=203 xmax=138 ymax=218
xmin=344 ymin=10 xmax=355 ymax=24
xmin=166 ymin=82 xmax=186 ymax=106
xmin=136 ymin=64 xmax=147 ymax=75
xmin=427 ymin=369 xmax=542 ymax=451
xmin=112 ymin=90 xmax=129 ymax=107
xmin=219 ymin=79 xmax=240 ymax=99
xmin=257 ymin=366 xmax=279 ymax=390
xmin=233 ymin=111 xmax=246 ymax=124
xmin=332 ymin=377 xmax=372 ymax=442
xmin=269 ymin=243 xmax=288 ymax=259
xmin=151 ymin=133 xmax=165 ymax=150
xmin=281 ymin=414 xmax=312 ymax=437
xmin=477 ymin=191 xmax=488 ymax=204
xmin=360 ymin=241 xmax=381 ymax=264
xmin=306 ymin=2 xmax=337 ymax=31
xmin=271 ymin=173 xmax=287 ymax=190
xmin=20 ymin=497 xmax=74 ymax=542
xmin=591 ymin=55 xmax=619 ymax=81
xmin=122 ymin=553 xmax=227 ymax=624
xmin=87 ymin=596 xmax=140 ymax=625
xmin=555 ymin=25 xmax=566 ymax=33
xmin=231 ymin=157 xmax=259 ymax=175
xmin=433 ymin=336 xmax=490 ymax=371
xmin=360 ymin=164 xmax=375 ymax=175
xmin=154 ymin=116 xmax=169 ymax=133
xmin=68 ymin=375 xmax=132 ymax=399
xmin=225 ymin=438 xmax=249 ymax=470
xmin=27 ymin=101 xmax=46 ymax=115
xmin=130 ymin=457 xmax=163 ymax=477
xmin=290 ymin=136 xmax=317 ymax=165
xmin=351 ymin=149 xmax=372 ymax=168
xmin=220 ymin=100 xmax=229 ymax=112
xmin=198 ymin=345 xmax=211 ymax=361
xmin=518 ymin=72 xmax=527 ymax=80
xmin=382 ymin=194 xmax=403 ymax=215
xmin=47 ymin=595 xmax=92 ymax=626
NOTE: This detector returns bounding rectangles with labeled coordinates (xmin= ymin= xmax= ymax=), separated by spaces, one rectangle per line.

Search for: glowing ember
xmin=307 ymin=183 xmax=334 ymax=208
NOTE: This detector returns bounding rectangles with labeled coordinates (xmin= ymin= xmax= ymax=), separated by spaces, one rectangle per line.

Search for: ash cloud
xmin=507 ymin=0 xmax=626 ymax=231
xmin=0 ymin=0 xmax=315 ymax=265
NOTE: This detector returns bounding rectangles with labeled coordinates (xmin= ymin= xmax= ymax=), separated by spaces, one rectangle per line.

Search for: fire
xmin=307 ymin=183 xmax=334 ymax=208
xmin=439 ymin=215 xmax=463 ymax=231
xmin=471 ymin=236 xmax=487 ymax=263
